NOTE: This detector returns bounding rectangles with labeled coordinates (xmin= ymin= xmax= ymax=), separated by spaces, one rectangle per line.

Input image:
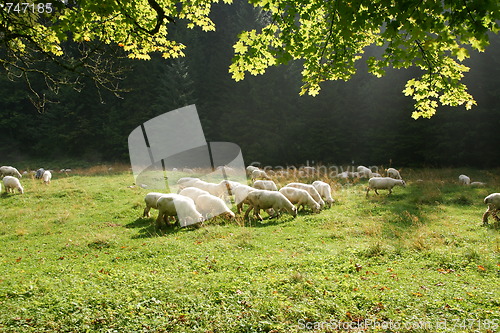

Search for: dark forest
xmin=1 ymin=2 xmax=499 ymax=168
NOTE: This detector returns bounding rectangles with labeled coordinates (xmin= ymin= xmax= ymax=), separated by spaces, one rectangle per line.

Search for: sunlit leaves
xmin=2 ymin=0 xmax=499 ymax=117
xmin=228 ymin=0 xmax=500 ymax=118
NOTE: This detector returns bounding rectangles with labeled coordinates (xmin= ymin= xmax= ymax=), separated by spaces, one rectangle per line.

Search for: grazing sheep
xmin=470 ymin=181 xmax=486 ymax=187
xmin=246 ymin=165 xmax=259 ymax=175
xmin=189 ymin=180 xmax=230 ymax=199
xmin=156 ymin=194 xmax=204 ymax=228
xmin=143 ymin=192 xmax=168 ymax=217
xmin=244 ymin=190 xmax=297 ymax=220
xmin=386 ymin=168 xmax=402 ymax=180
xmin=42 ymin=170 xmax=52 ymax=184
xmin=312 ymin=180 xmax=335 ymax=206
xmin=366 ymin=177 xmax=406 ymax=196
xmin=35 ymin=168 xmax=45 ymax=179
xmin=372 ymin=172 xmax=382 ymax=178
xmin=482 ymin=193 xmax=500 ymax=226
xmin=194 ymin=194 xmax=235 ymax=219
xmin=253 ymin=180 xmax=278 ymax=191
xmin=233 ymin=184 xmax=257 ymax=213
xmin=357 ymin=166 xmax=373 ymax=178
xmin=251 ymin=169 xmax=271 ymax=181
xmin=279 ymin=187 xmax=320 ymax=213
xmin=0 ymin=166 xmax=22 ymax=178
xmin=458 ymin=174 xmax=471 ymax=185
xmin=3 ymin=176 xmax=24 ymax=194
xmin=178 ymin=187 xmax=210 ymax=201
xmin=284 ymin=183 xmax=325 ymax=209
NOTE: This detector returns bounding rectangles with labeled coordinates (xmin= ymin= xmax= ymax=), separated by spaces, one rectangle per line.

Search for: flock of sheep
xmin=1 ymin=163 xmax=498 ymax=228
xmin=141 ymin=165 xmax=500 ymax=228
xmin=0 ymin=166 xmax=52 ymax=194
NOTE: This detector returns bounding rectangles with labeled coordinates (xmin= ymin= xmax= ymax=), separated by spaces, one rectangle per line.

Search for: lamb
xmin=194 ymin=194 xmax=235 ymax=219
xmin=244 ymin=190 xmax=297 ymax=220
xmin=177 ymin=177 xmax=201 ymax=190
xmin=284 ymin=183 xmax=325 ymax=209
xmin=251 ymin=169 xmax=271 ymax=181
xmin=357 ymin=166 xmax=373 ymax=178
xmin=279 ymin=187 xmax=320 ymax=213
xmin=35 ymin=168 xmax=45 ymax=179
xmin=0 ymin=166 xmax=22 ymax=178
xmin=156 ymin=193 xmax=204 ymax=228
xmin=143 ymin=192 xmax=168 ymax=217
xmin=3 ymin=176 xmax=24 ymax=194
xmin=366 ymin=177 xmax=406 ymax=197
xmin=386 ymin=168 xmax=402 ymax=180
xmin=253 ymin=180 xmax=278 ymax=191
xmin=459 ymin=174 xmax=471 ymax=185
xmin=42 ymin=170 xmax=52 ymax=184
xmin=312 ymin=180 xmax=335 ymax=206
xmin=482 ymin=193 xmax=500 ymax=226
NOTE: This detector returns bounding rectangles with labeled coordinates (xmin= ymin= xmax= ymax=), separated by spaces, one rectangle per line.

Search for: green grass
xmin=0 ymin=168 xmax=499 ymax=332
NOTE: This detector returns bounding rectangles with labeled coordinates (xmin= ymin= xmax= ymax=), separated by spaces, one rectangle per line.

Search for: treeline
xmin=1 ymin=1 xmax=499 ymax=168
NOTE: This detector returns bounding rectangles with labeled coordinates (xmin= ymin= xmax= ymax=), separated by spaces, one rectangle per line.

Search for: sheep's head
xmin=400 ymin=180 xmax=407 ymax=187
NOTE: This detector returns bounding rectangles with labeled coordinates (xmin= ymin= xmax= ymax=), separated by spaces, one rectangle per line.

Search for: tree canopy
xmin=1 ymin=0 xmax=499 ymax=117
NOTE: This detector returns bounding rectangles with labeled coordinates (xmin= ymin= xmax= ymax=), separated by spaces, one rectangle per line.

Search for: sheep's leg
xmin=492 ymin=209 xmax=500 ymax=222
xmin=155 ymin=213 xmax=164 ymax=229
xmin=143 ymin=206 xmax=151 ymax=218
xmin=255 ymin=207 xmax=263 ymax=221
xmin=482 ymin=208 xmax=490 ymax=226
xmin=244 ymin=205 xmax=254 ymax=220
xmin=237 ymin=202 xmax=243 ymax=214
xmin=388 ymin=188 xmax=392 ymax=195
xmin=366 ymin=188 xmax=370 ymax=197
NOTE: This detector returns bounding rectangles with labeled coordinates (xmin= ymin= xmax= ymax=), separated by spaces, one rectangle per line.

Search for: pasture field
xmin=0 ymin=166 xmax=499 ymax=332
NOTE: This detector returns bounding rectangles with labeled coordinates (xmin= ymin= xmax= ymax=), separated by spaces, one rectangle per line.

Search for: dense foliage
xmin=1 ymin=0 xmax=499 ymax=117
xmin=0 ymin=2 xmax=499 ymax=167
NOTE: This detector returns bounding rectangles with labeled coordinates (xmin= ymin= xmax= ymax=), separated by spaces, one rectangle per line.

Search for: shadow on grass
xmin=126 ymin=217 xmax=184 ymax=238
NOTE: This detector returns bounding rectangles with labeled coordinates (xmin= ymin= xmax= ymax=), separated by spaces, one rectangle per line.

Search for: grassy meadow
xmin=0 ymin=166 xmax=499 ymax=332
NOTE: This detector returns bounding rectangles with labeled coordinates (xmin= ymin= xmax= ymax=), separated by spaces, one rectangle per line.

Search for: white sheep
xmin=357 ymin=166 xmax=373 ymax=178
xmin=279 ymin=187 xmax=320 ymax=213
xmin=246 ymin=165 xmax=259 ymax=175
xmin=3 ymin=176 xmax=24 ymax=194
xmin=312 ymin=180 xmax=335 ymax=206
xmin=366 ymin=177 xmax=406 ymax=196
xmin=194 ymin=194 xmax=235 ymax=219
xmin=189 ymin=180 xmax=230 ymax=199
xmin=372 ymin=172 xmax=382 ymax=178
xmin=284 ymin=182 xmax=325 ymax=209
xmin=470 ymin=181 xmax=486 ymax=187
xmin=0 ymin=166 xmax=22 ymax=178
xmin=156 ymin=193 xmax=204 ymax=228
xmin=143 ymin=192 xmax=168 ymax=217
xmin=178 ymin=186 xmax=210 ymax=201
xmin=251 ymin=169 xmax=271 ymax=181
xmin=253 ymin=180 xmax=278 ymax=191
xmin=458 ymin=174 xmax=471 ymax=185
xmin=482 ymin=193 xmax=500 ymax=226
xmin=233 ymin=184 xmax=257 ymax=213
xmin=42 ymin=170 xmax=52 ymax=184
xmin=386 ymin=168 xmax=402 ymax=179
xmin=244 ymin=190 xmax=297 ymax=220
